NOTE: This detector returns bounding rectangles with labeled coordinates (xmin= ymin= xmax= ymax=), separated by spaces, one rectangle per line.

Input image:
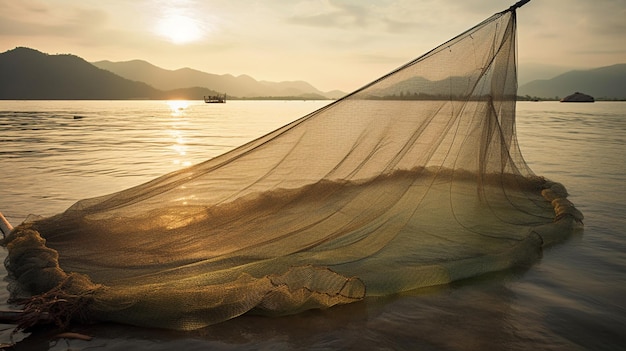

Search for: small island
xmin=560 ymin=92 xmax=595 ymax=103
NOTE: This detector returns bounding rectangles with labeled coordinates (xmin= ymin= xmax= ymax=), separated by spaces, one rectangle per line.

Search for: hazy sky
xmin=1 ymin=0 xmax=624 ymax=92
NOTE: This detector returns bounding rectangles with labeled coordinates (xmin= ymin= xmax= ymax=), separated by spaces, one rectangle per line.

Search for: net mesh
xmin=2 ymin=7 xmax=582 ymax=330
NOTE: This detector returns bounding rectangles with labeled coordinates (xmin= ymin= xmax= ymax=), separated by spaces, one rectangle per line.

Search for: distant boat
xmin=204 ymin=94 xmax=226 ymax=103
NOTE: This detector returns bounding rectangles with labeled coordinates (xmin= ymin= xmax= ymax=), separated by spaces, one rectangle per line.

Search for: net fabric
xmin=2 ymin=8 xmax=582 ymax=330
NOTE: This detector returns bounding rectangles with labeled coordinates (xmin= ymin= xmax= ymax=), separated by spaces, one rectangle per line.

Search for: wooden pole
xmin=509 ymin=0 xmax=531 ymax=11
xmin=0 ymin=310 xmax=24 ymax=323
xmin=0 ymin=211 xmax=13 ymax=238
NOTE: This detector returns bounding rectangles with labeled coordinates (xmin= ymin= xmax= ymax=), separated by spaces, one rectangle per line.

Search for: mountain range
xmin=518 ymin=64 xmax=626 ymax=100
xmin=92 ymin=60 xmax=345 ymax=99
xmin=0 ymin=47 xmax=161 ymax=100
xmin=1 ymin=47 xmax=624 ymax=100
xmin=368 ymin=65 xmax=626 ymax=100
xmin=0 ymin=47 xmax=342 ymax=100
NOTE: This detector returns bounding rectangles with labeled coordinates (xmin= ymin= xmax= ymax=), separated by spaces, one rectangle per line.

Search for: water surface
xmin=0 ymin=100 xmax=624 ymax=350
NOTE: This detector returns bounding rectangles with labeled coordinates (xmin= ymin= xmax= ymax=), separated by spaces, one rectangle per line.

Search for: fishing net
xmin=2 ymin=4 xmax=582 ymax=331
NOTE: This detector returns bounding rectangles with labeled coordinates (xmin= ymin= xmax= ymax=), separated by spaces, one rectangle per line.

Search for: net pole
xmin=0 ymin=212 xmax=13 ymax=238
xmin=506 ymin=0 xmax=531 ymax=12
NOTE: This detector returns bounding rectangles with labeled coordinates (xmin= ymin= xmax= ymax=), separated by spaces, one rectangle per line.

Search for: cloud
xmin=286 ymin=1 xmax=372 ymax=29
xmin=0 ymin=1 xmax=109 ymax=39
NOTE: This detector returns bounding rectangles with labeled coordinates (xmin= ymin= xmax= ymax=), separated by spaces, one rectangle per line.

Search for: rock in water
xmin=561 ymin=92 xmax=594 ymax=102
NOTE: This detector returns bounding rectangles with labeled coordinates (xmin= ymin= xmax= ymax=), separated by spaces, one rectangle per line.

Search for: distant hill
xmin=519 ymin=64 xmax=626 ymax=100
xmin=0 ymin=47 xmax=162 ymax=99
xmin=0 ymin=47 xmax=342 ymax=100
xmin=5 ymin=46 xmax=621 ymax=101
xmin=365 ymin=76 xmax=480 ymax=99
xmin=517 ymin=63 xmax=574 ymax=86
xmin=92 ymin=59 xmax=344 ymax=99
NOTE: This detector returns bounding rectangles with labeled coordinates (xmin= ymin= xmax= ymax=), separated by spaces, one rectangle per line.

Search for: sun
xmin=156 ymin=13 xmax=204 ymax=44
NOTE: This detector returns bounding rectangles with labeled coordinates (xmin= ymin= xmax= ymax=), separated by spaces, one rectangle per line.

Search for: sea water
xmin=0 ymin=100 xmax=624 ymax=350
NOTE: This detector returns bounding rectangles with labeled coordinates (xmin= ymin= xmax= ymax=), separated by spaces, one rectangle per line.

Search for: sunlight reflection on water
xmin=0 ymin=100 xmax=329 ymax=223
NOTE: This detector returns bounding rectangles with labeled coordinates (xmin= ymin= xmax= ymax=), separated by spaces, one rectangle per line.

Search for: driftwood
xmin=0 ymin=309 xmax=52 ymax=327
